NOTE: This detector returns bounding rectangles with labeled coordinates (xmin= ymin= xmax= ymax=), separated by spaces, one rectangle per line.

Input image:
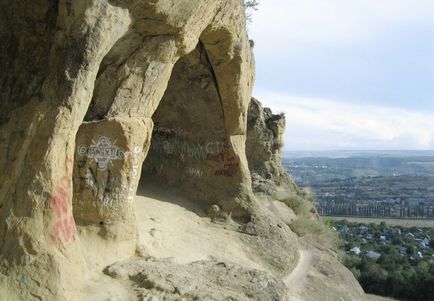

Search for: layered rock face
xmin=0 ymin=1 xmax=368 ymax=300
xmin=0 ymin=1 xmax=255 ymax=299
xmin=141 ymin=44 xmax=248 ymax=215
xmin=247 ymin=97 xmax=287 ymax=181
xmin=246 ymin=98 xmax=298 ymax=197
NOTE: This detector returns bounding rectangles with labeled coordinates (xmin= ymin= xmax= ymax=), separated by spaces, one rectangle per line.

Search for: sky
xmin=249 ymin=0 xmax=434 ymax=151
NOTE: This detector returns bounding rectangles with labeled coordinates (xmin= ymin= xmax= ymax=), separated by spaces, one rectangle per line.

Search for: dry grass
xmin=288 ymin=218 xmax=339 ymax=250
xmin=281 ymin=188 xmax=316 ymax=216
xmin=282 ymin=189 xmax=339 ymax=250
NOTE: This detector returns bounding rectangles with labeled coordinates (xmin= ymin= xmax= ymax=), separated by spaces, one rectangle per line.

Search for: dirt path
xmin=284 ymin=250 xmax=318 ymax=300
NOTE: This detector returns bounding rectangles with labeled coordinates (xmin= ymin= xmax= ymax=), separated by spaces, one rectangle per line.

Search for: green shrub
xmin=324 ymin=217 xmax=335 ymax=229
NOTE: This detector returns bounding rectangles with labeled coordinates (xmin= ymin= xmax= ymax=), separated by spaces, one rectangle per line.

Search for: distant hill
xmin=283 ymin=150 xmax=434 ymax=159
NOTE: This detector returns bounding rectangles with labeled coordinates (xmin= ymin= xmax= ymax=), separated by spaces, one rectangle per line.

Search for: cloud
xmin=248 ymin=1 xmax=434 ymax=109
xmin=248 ymin=0 xmax=434 ymax=151
xmin=255 ymin=90 xmax=434 ymax=150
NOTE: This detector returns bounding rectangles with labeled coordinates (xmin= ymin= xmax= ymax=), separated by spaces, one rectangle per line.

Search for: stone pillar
xmin=0 ymin=1 xmax=131 ymax=299
xmin=73 ymin=118 xmax=152 ymax=264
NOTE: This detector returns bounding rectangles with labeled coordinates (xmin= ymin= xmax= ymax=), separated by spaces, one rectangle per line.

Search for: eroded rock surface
xmin=0 ymin=0 xmax=368 ymax=300
xmin=0 ymin=0 xmax=255 ymax=299
xmin=246 ymin=98 xmax=297 ymax=197
xmin=105 ymin=258 xmax=287 ymax=301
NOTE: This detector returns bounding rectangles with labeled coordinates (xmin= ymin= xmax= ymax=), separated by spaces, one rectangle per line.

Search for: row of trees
xmin=318 ymin=203 xmax=434 ymax=219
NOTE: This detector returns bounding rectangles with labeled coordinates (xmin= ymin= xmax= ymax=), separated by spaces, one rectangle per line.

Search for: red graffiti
xmin=207 ymin=141 xmax=234 ymax=163
xmin=206 ymin=141 xmax=230 ymax=162
xmin=49 ymin=159 xmax=76 ymax=244
xmin=215 ymin=162 xmax=239 ymax=177
xmin=207 ymin=141 xmax=238 ymax=177
xmin=51 ymin=216 xmax=76 ymax=243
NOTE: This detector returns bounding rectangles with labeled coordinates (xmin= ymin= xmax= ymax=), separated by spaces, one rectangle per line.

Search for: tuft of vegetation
xmin=281 ymin=188 xmax=315 ymax=216
xmin=283 ymin=189 xmax=338 ymax=250
xmin=244 ymin=0 xmax=259 ymax=23
xmin=282 ymin=194 xmax=309 ymax=215
xmin=288 ymin=218 xmax=339 ymax=250
xmin=244 ymin=0 xmax=259 ymax=10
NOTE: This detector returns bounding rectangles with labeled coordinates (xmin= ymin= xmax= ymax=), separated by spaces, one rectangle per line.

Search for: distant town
xmin=284 ymin=151 xmax=434 ymax=219
xmin=333 ymin=219 xmax=434 ymax=300
xmin=284 ymin=151 xmax=434 ymax=300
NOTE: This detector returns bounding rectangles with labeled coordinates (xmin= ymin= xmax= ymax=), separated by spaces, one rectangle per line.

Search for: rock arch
xmin=140 ymin=40 xmax=251 ymax=214
xmin=71 ymin=0 xmax=255 ymax=271
xmin=0 ymin=0 xmax=255 ymax=299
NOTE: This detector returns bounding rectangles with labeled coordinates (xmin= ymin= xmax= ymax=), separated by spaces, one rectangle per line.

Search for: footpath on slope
xmin=284 ymin=250 xmax=318 ymax=300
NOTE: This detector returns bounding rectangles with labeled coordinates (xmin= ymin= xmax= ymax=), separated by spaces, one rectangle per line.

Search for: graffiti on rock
xmin=186 ymin=167 xmax=204 ymax=178
xmin=215 ymin=162 xmax=239 ymax=177
xmin=78 ymin=146 xmax=142 ymax=208
xmin=208 ymin=141 xmax=238 ymax=177
xmin=150 ymin=140 xmax=225 ymax=161
xmin=153 ymin=125 xmax=225 ymax=138
xmin=127 ymin=147 xmax=142 ymax=202
xmin=81 ymin=167 xmax=124 ymax=208
xmin=50 ymin=159 xmax=76 ymax=244
xmin=77 ymin=136 xmax=125 ymax=170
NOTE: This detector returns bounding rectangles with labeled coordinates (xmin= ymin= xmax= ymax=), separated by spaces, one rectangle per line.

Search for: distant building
xmin=350 ymin=247 xmax=361 ymax=255
xmin=405 ymin=233 xmax=415 ymax=239
xmin=391 ymin=228 xmax=401 ymax=235
xmin=396 ymin=246 xmax=407 ymax=256
xmin=366 ymin=251 xmax=381 ymax=260
xmin=420 ymin=238 xmax=430 ymax=248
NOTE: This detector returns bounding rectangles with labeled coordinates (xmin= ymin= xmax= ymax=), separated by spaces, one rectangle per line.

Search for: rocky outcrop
xmin=247 ymin=97 xmax=286 ymax=180
xmin=0 ymin=1 xmax=368 ymax=300
xmin=246 ymin=97 xmax=297 ymax=197
xmin=0 ymin=1 xmax=257 ymax=299
xmin=105 ymin=258 xmax=287 ymax=301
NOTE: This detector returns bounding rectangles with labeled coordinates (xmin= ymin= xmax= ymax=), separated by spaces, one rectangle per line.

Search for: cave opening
xmin=138 ymin=42 xmax=229 ymax=210
xmin=69 ymin=34 xmax=246 ymax=270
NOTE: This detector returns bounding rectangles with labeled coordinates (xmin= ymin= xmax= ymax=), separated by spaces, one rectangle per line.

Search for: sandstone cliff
xmin=246 ymin=98 xmax=297 ymax=196
xmin=0 ymin=1 xmax=369 ymax=300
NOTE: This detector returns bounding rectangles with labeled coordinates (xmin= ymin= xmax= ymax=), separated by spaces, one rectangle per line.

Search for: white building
xmin=350 ymin=247 xmax=361 ymax=255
